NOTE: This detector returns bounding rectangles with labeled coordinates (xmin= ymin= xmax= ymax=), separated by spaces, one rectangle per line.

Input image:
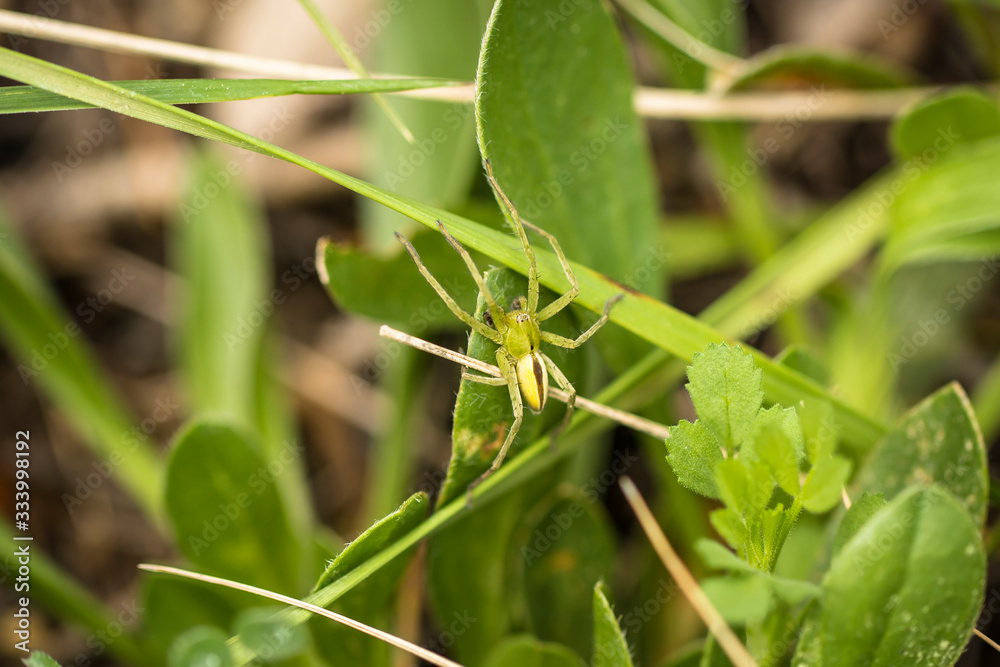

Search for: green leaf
xmin=316 ymin=232 xmax=476 ymax=330
xmin=775 ymin=346 xmax=830 ymax=387
xmin=702 ymin=574 xmax=772 ymax=625
xmin=168 ymin=626 xmax=233 ymax=667
xmin=477 ymin=0 xmax=660 ymax=296
xmin=743 ymin=406 xmax=804 ymax=478
xmin=820 ymin=485 xmax=985 ymax=667
xmin=520 ymin=492 xmax=616 ymax=659
xmin=310 ymin=492 xmax=429 ymax=667
xmin=724 ymin=45 xmax=915 ymax=92
xmin=695 ymin=538 xmax=756 ymax=575
xmin=665 ymin=419 xmax=723 ymax=499
xmin=686 ymin=343 xmax=764 ymax=452
xmin=171 ymin=149 xmax=270 ymax=422
xmin=233 ymin=607 xmax=310 ymax=662
xmin=696 ymin=539 xmax=820 ymax=606
xmin=891 ymin=86 xmax=1000 ymax=161
xmin=797 ymin=398 xmax=838 ymax=463
xmin=709 ymin=507 xmax=749 ymax=554
xmin=853 ymin=383 xmax=988 ymax=526
xmin=484 ymin=636 xmax=581 ymax=667
xmin=754 ymin=422 xmax=801 ymax=496
xmin=143 ymin=576 xmax=237 ymax=657
xmin=801 ymin=455 xmax=852 ymax=513
xmin=0 ymin=77 xmax=458 ymax=114
xmin=715 ymin=459 xmax=773 ymax=515
xmin=22 ymin=653 xmax=61 ymax=667
xmin=164 ymin=420 xmax=298 ymax=594
xmin=0 ymin=210 xmax=161 ymax=517
xmin=832 ymin=491 xmax=886 ymax=557
xmin=593 ymin=584 xmax=635 ymax=667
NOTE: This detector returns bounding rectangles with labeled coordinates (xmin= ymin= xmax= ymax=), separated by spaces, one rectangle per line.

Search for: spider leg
xmin=542 ymin=353 xmax=575 ymax=450
xmin=484 ymin=159 xmax=539 ymax=314
xmin=523 ymin=220 xmax=580 ymax=322
xmin=396 ymin=232 xmax=501 ymax=343
xmin=540 ymin=293 xmax=623 ymax=349
xmin=466 ymin=351 xmax=523 ymax=507
xmin=460 ymin=369 xmax=507 ymax=386
xmin=435 ymin=220 xmax=504 ymax=329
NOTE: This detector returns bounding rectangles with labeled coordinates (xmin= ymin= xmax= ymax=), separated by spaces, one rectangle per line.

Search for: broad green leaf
xmin=709 ymin=508 xmax=749 ymax=554
xmin=801 ymin=456 xmax=852 ymax=513
xmin=695 ymin=538 xmax=756 ymax=575
xmin=665 ymin=419 xmax=723 ymax=499
xmin=0 ymin=77 xmax=458 ymax=114
xmin=853 ymin=383 xmax=988 ymax=526
xmin=701 ymin=575 xmax=771 ymax=625
xmin=0 ymin=209 xmax=160 ymax=516
xmin=686 ymin=343 xmax=764 ymax=452
xmin=0 ymin=46 xmax=885 ymax=453
xmin=832 ymin=491 xmax=886 ymax=557
xmin=362 ymin=0 xmax=484 ymax=248
xmin=233 ymin=607 xmax=309 ymax=662
xmin=143 ymin=576 xmax=237 ymax=658
xmin=477 ymin=1 xmax=661 ymax=343
xmin=168 ymin=627 xmax=233 ymax=667
xmin=593 ymin=584 xmax=635 ymax=667
xmin=437 ymin=268 xmax=582 ymax=505
xmin=820 ymin=485 xmax=985 ymax=667
xmin=22 ymin=654 xmax=61 ymax=667
xmin=520 ymin=492 xmax=616 ymax=659
xmin=311 ymin=493 xmax=429 ymax=667
xmin=484 ymin=635 xmax=581 ymax=667
xmin=171 ymin=149 xmax=269 ymax=422
xmin=753 ymin=421 xmax=801 ymax=495
xmin=164 ymin=421 xmax=298 ymax=594
xmin=891 ymin=87 xmax=1000 ymax=161
xmin=696 ymin=539 xmax=820 ymax=606
xmin=724 ymin=46 xmax=915 ymax=92
xmin=316 ymin=231 xmax=477 ymax=331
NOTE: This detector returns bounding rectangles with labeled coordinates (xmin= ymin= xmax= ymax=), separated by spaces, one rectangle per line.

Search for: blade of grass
xmin=0 ymin=77 xmax=459 ymax=114
xmin=0 ymin=46 xmax=883 ymax=450
xmin=295 ymin=0 xmax=415 ymax=143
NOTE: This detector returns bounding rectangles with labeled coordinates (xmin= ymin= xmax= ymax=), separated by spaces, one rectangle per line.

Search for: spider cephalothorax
xmin=396 ymin=159 xmax=621 ymax=505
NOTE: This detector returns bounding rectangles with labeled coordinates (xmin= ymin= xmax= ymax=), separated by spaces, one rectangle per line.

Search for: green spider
xmin=396 ymin=160 xmax=622 ymax=505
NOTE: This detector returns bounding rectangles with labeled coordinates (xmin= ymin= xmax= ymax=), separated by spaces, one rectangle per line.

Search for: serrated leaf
xmin=832 ymin=491 xmax=886 ymax=557
xmin=168 ymin=627 xmax=233 ymax=667
xmin=701 ymin=575 xmax=772 ymax=625
xmin=820 ymin=485 xmax=985 ymax=667
xmin=316 ymin=232 xmax=477 ymax=330
xmin=724 ymin=45 xmax=915 ymax=92
xmin=520 ymin=492 xmax=616 ymax=659
xmin=801 ymin=456 xmax=852 ymax=513
xmin=686 ymin=343 xmax=763 ymax=452
xmin=891 ymin=87 xmax=1000 ymax=162
xmin=484 ymin=635 xmax=581 ymax=667
xmin=311 ymin=493 xmax=429 ymax=667
xmin=593 ymin=584 xmax=635 ymax=667
xmin=665 ymin=419 xmax=723 ymax=499
xmin=164 ymin=420 xmax=298 ymax=594
xmin=754 ymin=422 xmax=801 ymax=495
xmin=853 ymin=383 xmax=988 ymax=526
xmin=233 ymin=607 xmax=309 ymax=661
xmin=709 ymin=507 xmax=748 ymax=555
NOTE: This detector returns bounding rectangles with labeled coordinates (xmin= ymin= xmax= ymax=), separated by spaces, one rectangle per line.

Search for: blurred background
xmin=0 ymin=0 xmax=998 ymax=665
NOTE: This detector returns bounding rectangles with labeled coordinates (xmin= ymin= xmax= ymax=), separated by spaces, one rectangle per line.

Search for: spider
xmin=395 ymin=160 xmax=622 ymax=505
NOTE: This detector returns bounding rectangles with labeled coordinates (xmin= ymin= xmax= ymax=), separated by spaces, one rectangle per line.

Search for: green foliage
xmin=22 ymin=654 xmax=62 ymax=667
xmin=167 ymin=627 xmax=233 ymax=667
xmin=592 ymin=584 xmax=635 ymax=667
xmin=483 ymin=636 xmax=582 ymax=667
